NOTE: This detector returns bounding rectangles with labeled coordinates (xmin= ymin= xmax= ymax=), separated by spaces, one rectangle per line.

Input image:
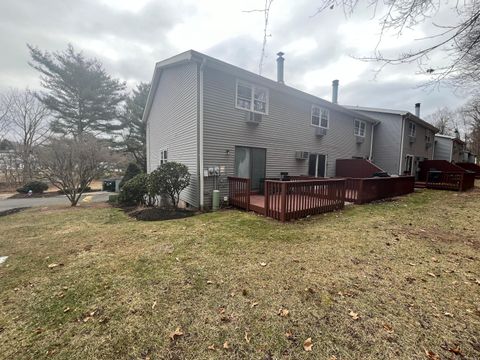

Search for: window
xmin=235 ymin=80 xmax=268 ymax=114
xmin=408 ymin=122 xmax=416 ymax=137
xmin=354 ymin=119 xmax=366 ymax=137
xmin=311 ymin=105 xmax=329 ymax=128
xmin=160 ymin=149 xmax=168 ymax=166
xmin=425 ymin=131 xmax=432 ymax=143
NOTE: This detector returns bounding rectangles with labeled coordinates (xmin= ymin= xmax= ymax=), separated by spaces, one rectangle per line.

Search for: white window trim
xmin=311 ymin=105 xmax=329 ymax=129
xmin=408 ymin=122 xmax=416 ymax=137
xmin=354 ymin=119 xmax=366 ymax=137
xmin=235 ymin=79 xmax=269 ymax=115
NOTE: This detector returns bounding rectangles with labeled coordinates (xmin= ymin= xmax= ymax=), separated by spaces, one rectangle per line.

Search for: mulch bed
xmin=124 ymin=207 xmax=196 ymax=221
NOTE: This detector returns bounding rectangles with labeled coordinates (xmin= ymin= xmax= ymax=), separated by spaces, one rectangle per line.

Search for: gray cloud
xmin=0 ymin=0 xmax=470 ymax=114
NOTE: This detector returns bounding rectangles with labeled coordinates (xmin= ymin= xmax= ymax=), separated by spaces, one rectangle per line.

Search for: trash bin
xmin=427 ymin=170 xmax=442 ymax=183
xmin=103 ymin=179 xmax=117 ymax=192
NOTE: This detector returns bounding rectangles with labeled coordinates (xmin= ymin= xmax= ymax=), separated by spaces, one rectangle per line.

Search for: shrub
xmin=118 ymin=174 xmax=149 ymax=206
xmin=150 ymin=162 xmax=190 ymax=208
xmin=108 ymin=194 xmax=119 ymax=204
xmin=120 ymin=163 xmax=142 ymax=188
xmin=16 ymin=181 xmax=49 ymax=194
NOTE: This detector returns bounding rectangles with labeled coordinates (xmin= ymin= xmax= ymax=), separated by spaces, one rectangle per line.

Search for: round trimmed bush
xmin=16 ymin=181 xmax=49 ymax=194
xmin=118 ymin=174 xmax=148 ymax=206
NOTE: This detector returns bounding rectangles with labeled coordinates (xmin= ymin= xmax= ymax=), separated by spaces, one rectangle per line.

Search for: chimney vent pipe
xmin=415 ymin=103 xmax=421 ymax=117
xmin=332 ymin=80 xmax=339 ymax=104
xmin=276 ymin=52 xmax=285 ymax=84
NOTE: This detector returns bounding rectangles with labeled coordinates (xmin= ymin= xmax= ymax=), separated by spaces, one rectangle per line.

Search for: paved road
xmin=0 ymin=191 xmax=111 ymax=212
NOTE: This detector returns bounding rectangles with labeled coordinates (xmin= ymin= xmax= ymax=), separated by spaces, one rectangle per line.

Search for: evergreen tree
xmin=28 ymin=44 xmax=126 ymax=139
xmin=119 ymin=82 xmax=150 ymax=171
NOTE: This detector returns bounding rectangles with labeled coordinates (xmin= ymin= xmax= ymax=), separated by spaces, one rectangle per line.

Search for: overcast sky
xmin=0 ymin=0 xmax=470 ymax=117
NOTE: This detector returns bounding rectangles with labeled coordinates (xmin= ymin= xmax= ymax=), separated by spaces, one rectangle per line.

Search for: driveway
xmin=0 ymin=191 xmax=111 ymax=212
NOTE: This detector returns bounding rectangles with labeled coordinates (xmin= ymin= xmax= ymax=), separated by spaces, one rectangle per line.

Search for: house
xmin=143 ymin=50 xmax=378 ymax=209
xmin=346 ymin=105 xmax=439 ymax=178
xmin=433 ymin=133 xmax=466 ymax=163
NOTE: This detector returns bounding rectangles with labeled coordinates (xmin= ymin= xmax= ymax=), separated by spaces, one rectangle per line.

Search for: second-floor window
xmin=311 ymin=105 xmax=329 ymax=128
xmin=409 ymin=122 xmax=416 ymax=137
xmin=354 ymin=119 xmax=366 ymax=137
xmin=160 ymin=149 xmax=168 ymax=166
xmin=425 ymin=131 xmax=432 ymax=143
xmin=236 ymin=80 xmax=268 ymax=114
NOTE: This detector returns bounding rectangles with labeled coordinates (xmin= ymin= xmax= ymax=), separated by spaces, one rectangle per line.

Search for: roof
xmin=142 ymin=50 xmax=379 ymax=124
xmin=435 ymin=133 xmax=465 ymax=144
xmin=345 ymin=105 xmax=439 ymax=133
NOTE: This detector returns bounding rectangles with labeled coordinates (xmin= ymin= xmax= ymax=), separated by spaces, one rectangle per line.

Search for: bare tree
xmin=461 ymin=96 xmax=480 ymax=156
xmin=425 ymin=107 xmax=456 ymax=135
xmin=0 ymin=93 xmax=12 ymax=142
xmin=5 ymin=89 xmax=50 ymax=182
xmin=38 ymin=136 xmax=107 ymax=206
xmin=313 ymin=0 xmax=480 ymax=89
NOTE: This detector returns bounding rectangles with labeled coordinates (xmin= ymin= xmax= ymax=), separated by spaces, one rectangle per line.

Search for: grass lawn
xmin=0 ymin=187 xmax=479 ymax=359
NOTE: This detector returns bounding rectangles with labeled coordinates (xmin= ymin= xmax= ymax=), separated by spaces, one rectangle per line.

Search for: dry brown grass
xmin=0 ymin=185 xmax=479 ymax=359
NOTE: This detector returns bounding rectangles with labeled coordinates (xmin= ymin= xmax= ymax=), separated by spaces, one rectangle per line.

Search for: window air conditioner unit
xmin=295 ymin=151 xmax=309 ymax=160
xmin=408 ymin=135 xmax=416 ymax=143
xmin=355 ymin=135 xmax=365 ymax=144
xmin=246 ymin=112 xmax=262 ymax=124
xmin=315 ymin=127 xmax=327 ymax=137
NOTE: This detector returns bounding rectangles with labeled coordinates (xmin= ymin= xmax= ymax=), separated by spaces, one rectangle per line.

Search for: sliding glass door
xmin=308 ymin=154 xmax=326 ymax=177
xmin=234 ymin=146 xmax=266 ymax=191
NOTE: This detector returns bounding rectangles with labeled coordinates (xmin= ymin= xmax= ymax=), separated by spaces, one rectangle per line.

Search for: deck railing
xmin=228 ymin=177 xmax=250 ymax=210
xmin=264 ymin=179 xmax=345 ymax=222
xmin=425 ymin=171 xmax=475 ymax=191
xmin=456 ymin=163 xmax=480 ymax=179
xmin=344 ymin=176 xmax=415 ymax=204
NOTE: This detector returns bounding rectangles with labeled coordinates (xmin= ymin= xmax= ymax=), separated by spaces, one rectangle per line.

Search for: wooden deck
xmin=247 ymin=194 xmax=342 ymax=216
xmin=228 ymin=177 xmax=346 ymax=222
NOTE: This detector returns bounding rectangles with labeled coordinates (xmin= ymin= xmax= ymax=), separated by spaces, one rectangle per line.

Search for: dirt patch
xmin=125 ymin=207 xmax=196 ymax=221
xmin=0 ymin=207 xmax=29 ymax=217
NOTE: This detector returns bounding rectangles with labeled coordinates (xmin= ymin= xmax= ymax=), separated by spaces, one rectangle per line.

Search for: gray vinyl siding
xmin=146 ymin=62 xmax=199 ymax=207
xmin=452 ymin=141 xmax=463 ymax=163
xmin=353 ymin=110 xmax=401 ymax=175
xmin=401 ymin=119 xmax=434 ymax=172
xmin=202 ymin=66 xmax=372 ymax=208
xmin=433 ymin=136 xmax=452 ymax=161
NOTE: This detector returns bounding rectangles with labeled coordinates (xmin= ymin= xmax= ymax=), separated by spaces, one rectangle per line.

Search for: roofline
xmin=345 ymin=105 xmax=439 ymax=133
xmin=435 ymin=133 xmax=465 ymax=144
xmin=142 ymin=50 xmax=379 ymax=124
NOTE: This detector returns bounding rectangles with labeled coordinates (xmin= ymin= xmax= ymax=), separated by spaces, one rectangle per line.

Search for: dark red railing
xmin=228 ymin=177 xmax=250 ymax=211
xmin=424 ymin=171 xmax=475 ymax=191
xmin=264 ymin=179 xmax=345 ymax=222
xmin=344 ymin=176 xmax=415 ymax=204
xmin=456 ymin=163 xmax=480 ymax=179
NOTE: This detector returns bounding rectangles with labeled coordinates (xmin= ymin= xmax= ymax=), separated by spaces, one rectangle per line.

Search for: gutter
xmin=199 ymin=57 xmax=206 ymax=210
xmin=398 ymin=115 xmax=406 ymax=175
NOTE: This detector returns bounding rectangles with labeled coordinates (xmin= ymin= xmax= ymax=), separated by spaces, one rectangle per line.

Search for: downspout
xmin=369 ymin=121 xmax=378 ymax=161
xmin=199 ymin=57 xmax=206 ymax=210
xmin=398 ymin=115 xmax=406 ymax=175
xmin=449 ymin=140 xmax=453 ymax=162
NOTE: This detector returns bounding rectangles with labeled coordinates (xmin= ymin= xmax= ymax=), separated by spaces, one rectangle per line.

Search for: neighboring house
xmin=433 ymin=134 xmax=466 ymax=163
xmin=346 ymin=105 xmax=439 ymax=177
xmin=143 ymin=50 xmax=378 ymax=209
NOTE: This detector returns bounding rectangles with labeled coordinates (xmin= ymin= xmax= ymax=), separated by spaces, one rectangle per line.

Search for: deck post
xmin=280 ymin=182 xmax=287 ymax=222
xmin=246 ymin=178 xmax=251 ymax=211
xmin=264 ymin=181 xmax=269 ymax=216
